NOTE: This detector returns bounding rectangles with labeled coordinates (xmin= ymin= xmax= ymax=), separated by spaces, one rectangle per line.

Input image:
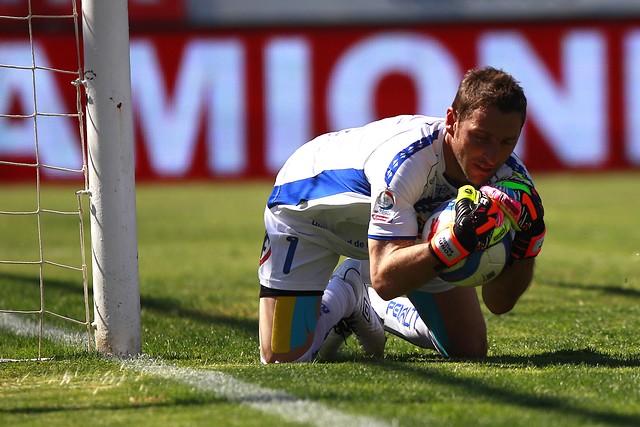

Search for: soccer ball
xmin=420 ymin=199 xmax=512 ymax=288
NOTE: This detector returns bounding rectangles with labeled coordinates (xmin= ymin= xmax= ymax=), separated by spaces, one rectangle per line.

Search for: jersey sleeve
xmin=493 ymin=153 xmax=536 ymax=187
xmin=367 ymin=141 xmax=438 ymax=241
xmin=368 ymin=185 xmax=420 ymax=241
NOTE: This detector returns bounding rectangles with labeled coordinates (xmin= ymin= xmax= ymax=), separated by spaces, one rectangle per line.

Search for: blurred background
xmin=2 ymin=0 xmax=640 ymax=182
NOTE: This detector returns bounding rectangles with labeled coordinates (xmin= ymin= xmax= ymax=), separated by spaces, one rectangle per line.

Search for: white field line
xmin=0 ymin=312 xmax=90 ymax=358
xmin=0 ymin=313 xmax=393 ymax=427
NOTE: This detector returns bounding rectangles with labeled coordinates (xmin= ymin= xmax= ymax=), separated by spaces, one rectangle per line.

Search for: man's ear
xmin=445 ymin=107 xmax=457 ymax=136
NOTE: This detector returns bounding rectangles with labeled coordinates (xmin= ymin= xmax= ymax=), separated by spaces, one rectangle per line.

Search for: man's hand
xmin=430 ymin=185 xmax=508 ymax=267
xmin=481 ymin=180 xmax=546 ymax=260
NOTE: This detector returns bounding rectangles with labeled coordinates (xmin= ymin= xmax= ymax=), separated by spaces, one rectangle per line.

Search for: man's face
xmin=445 ymin=106 xmax=523 ymax=186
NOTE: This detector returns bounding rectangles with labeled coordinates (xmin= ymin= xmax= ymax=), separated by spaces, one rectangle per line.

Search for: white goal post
xmin=82 ymin=0 xmax=141 ymax=356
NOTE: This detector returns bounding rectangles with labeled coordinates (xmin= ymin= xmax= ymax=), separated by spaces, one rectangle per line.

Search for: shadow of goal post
xmin=82 ymin=0 xmax=141 ymax=356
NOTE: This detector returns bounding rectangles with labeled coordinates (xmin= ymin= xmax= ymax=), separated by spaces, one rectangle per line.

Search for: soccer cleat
xmin=318 ymin=320 xmax=352 ymax=361
xmin=332 ymin=259 xmax=386 ymax=357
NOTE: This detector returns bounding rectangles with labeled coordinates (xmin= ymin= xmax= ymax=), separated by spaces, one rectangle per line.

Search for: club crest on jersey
xmin=376 ymin=190 xmax=395 ymax=209
xmin=372 ymin=189 xmax=395 ymax=222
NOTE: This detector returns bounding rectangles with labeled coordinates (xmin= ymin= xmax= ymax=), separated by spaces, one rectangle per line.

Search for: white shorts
xmin=258 ymin=206 xmax=454 ymax=294
xmin=259 ymin=207 xmax=342 ymax=292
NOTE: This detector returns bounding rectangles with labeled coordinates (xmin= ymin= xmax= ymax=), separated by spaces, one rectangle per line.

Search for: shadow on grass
xmin=368 ymin=351 xmax=640 ymax=426
xmin=0 ymin=397 xmax=229 ymax=417
xmin=138 ymin=293 xmax=257 ymax=337
xmin=0 ymin=272 xmax=88 ymax=323
xmin=371 ymin=347 xmax=640 ymax=368
xmin=0 ymin=271 xmax=257 ymax=338
xmin=0 ymin=271 xmax=76 ymax=287
xmin=545 ymin=279 xmax=640 ymax=299
xmin=382 ymin=346 xmax=640 ymax=369
xmin=482 ymin=347 xmax=640 ymax=368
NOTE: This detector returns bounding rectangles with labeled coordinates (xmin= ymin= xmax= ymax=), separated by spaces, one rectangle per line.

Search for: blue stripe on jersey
xmin=267 ymin=168 xmax=371 ymax=208
xmin=385 ymin=131 xmax=438 ymax=186
xmin=368 ymin=234 xmax=415 ymax=241
xmin=505 ymin=155 xmax=531 ymax=181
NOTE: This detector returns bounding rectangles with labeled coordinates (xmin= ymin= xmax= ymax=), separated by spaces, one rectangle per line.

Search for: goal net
xmin=0 ymin=0 xmax=141 ymax=360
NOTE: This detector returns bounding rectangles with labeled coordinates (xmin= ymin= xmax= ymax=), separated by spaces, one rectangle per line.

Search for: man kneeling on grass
xmin=258 ymin=67 xmax=546 ymax=363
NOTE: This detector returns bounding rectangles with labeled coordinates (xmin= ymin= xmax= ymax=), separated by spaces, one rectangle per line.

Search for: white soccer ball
xmin=420 ymin=199 xmax=512 ymax=288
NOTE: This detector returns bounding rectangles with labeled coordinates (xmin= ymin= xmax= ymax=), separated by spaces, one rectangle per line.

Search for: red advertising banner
xmin=1 ymin=20 xmax=640 ymax=181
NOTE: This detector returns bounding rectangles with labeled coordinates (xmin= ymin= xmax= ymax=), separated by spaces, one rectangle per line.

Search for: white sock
xmin=367 ymin=287 xmax=436 ymax=350
xmin=296 ymin=275 xmax=356 ymax=361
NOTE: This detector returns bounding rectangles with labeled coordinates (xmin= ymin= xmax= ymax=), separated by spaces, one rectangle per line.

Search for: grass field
xmin=1 ymin=173 xmax=640 ymax=426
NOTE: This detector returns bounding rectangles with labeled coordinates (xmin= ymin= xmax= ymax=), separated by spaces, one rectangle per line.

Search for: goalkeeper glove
xmin=481 ymin=179 xmax=546 ymax=260
xmin=430 ymin=185 xmax=508 ymax=268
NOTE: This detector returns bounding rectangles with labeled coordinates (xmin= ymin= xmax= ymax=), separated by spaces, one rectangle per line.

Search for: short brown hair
xmin=451 ymin=67 xmax=527 ymax=126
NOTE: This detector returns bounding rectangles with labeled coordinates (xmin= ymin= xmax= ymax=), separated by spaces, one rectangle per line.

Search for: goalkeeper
xmin=258 ymin=67 xmax=546 ymax=363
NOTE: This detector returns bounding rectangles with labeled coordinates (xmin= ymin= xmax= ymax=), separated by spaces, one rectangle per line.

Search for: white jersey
xmin=266 ymin=114 xmax=533 ymax=260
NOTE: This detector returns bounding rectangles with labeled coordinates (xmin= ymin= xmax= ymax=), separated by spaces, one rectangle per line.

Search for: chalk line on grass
xmin=126 ymin=357 xmax=392 ymax=427
xmin=0 ymin=313 xmax=393 ymax=427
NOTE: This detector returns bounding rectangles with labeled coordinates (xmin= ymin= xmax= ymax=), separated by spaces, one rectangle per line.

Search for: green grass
xmin=1 ymin=173 xmax=640 ymax=426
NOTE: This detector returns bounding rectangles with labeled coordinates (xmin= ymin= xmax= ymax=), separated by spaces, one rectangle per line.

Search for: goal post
xmin=82 ymin=0 xmax=141 ymax=356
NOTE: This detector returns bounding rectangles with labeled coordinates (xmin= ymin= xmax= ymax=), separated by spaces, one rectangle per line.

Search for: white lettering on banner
xmin=130 ymin=39 xmax=246 ymax=176
xmin=265 ymin=38 xmax=311 ymax=173
xmin=0 ymin=42 xmax=82 ymax=176
xmin=480 ymin=30 xmax=607 ymax=166
xmin=3 ymin=29 xmax=639 ymax=180
xmin=327 ymin=33 xmax=461 ymax=131
xmin=625 ymin=31 xmax=640 ymax=166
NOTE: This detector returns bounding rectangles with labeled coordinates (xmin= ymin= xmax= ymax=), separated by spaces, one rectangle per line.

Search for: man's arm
xmin=368 ymin=238 xmax=442 ymax=301
xmin=481 ymin=258 xmax=535 ymax=315
xmin=369 ymin=185 xmax=509 ymax=301
xmin=479 ymin=179 xmax=545 ymax=314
